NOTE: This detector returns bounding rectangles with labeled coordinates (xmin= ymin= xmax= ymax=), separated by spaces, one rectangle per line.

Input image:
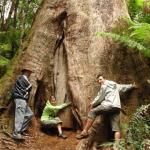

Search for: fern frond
xmin=96 ymin=32 xmax=150 ymax=57
xmin=127 ymin=104 xmax=150 ymax=150
xmin=0 ymin=55 xmax=10 ymax=66
xmin=122 ymin=17 xmax=136 ymax=26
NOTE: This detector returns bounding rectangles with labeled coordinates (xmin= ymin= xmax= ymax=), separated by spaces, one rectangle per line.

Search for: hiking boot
xmin=58 ymin=134 xmax=67 ymax=139
xmin=12 ymin=133 xmax=26 ymax=140
xmin=76 ymin=132 xmax=88 ymax=139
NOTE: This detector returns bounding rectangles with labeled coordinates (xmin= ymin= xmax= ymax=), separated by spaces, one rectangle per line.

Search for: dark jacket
xmin=12 ymin=75 xmax=32 ymax=101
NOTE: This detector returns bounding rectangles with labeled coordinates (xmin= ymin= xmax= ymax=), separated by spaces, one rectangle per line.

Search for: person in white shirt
xmin=76 ymin=74 xmax=136 ymax=140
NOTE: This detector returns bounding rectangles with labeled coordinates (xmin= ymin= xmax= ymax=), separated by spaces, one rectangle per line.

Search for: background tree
xmin=0 ymin=0 xmax=41 ymax=78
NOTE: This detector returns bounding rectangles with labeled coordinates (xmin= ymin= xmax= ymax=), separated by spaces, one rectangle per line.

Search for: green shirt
xmin=41 ymin=101 xmax=69 ymax=122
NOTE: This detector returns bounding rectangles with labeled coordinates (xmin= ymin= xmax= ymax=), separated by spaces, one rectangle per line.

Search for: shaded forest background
xmin=0 ymin=0 xmax=41 ymax=77
xmin=0 ymin=0 xmax=150 ymax=150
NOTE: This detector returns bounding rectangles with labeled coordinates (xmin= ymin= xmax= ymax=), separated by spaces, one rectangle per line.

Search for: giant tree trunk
xmin=0 ymin=0 xmax=150 ymax=149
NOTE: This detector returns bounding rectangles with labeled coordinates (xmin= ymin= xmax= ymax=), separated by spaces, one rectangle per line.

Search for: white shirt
xmin=92 ymin=80 xmax=133 ymax=108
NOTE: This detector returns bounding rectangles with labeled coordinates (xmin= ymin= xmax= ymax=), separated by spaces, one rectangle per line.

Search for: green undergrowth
xmin=0 ymin=56 xmax=10 ymax=78
xmin=0 ymin=54 xmax=20 ymax=106
xmin=0 ymin=56 xmax=9 ymax=66
xmin=101 ymin=104 xmax=150 ymax=150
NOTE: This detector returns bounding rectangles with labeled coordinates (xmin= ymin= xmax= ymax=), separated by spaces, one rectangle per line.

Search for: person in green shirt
xmin=41 ymin=96 xmax=71 ymax=139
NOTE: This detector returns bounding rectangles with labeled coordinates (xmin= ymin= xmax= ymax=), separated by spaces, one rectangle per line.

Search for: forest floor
xmin=0 ymin=118 xmax=115 ymax=150
xmin=0 ymin=128 xmax=114 ymax=150
xmin=0 ymin=119 xmax=79 ymax=150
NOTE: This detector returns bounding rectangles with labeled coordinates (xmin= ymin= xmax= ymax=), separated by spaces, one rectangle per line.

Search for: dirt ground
xmin=0 ymin=130 xmax=78 ymax=150
xmin=0 ymin=129 xmax=115 ymax=150
xmin=0 ymin=120 xmax=79 ymax=150
xmin=0 ymin=118 xmax=115 ymax=150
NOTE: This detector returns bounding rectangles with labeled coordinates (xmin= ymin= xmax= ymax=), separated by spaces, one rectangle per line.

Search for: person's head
xmin=97 ymin=74 xmax=105 ymax=85
xmin=21 ymin=69 xmax=32 ymax=78
xmin=50 ymin=95 xmax=57 ymax=105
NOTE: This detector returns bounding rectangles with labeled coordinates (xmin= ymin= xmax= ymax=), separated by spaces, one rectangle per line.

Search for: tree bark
xmin=0 ymin=0 xmax=150 ymax=149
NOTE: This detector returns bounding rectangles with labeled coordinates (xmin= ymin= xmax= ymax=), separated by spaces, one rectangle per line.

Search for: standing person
xmin=76 ymin=74 xmax=137 ymax=140
xmin=41 ymin=96 xmax=71 ymax=139
xmin=12 ymin=68 xmax=33 ymax=140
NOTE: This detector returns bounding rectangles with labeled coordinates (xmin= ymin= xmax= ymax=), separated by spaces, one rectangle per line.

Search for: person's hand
xmin=147 ymin=79 xmax=150 ymax=84
xmin=88 ymin=96 xmax=91 ymax=101
xmin=133 ymin=82 xmax=138 ymax=88
xmin=89 ymin=103 xmax=93 ymax=110
xmin=67 ymin=102 xmax=72 ymax=106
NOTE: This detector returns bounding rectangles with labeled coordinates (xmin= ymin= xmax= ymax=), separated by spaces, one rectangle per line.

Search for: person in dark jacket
xmin=12 ymin=68 xmax=33 ymax=140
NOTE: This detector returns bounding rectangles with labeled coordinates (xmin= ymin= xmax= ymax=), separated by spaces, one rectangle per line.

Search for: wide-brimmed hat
xmin=21 ymin=67 xmax=33 ymax=73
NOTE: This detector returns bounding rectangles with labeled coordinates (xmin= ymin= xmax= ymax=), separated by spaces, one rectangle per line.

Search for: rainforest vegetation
xmin=0 ymin=0 xmax=41 ymax=77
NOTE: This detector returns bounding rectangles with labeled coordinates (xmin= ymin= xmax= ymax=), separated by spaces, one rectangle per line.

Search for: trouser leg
xmin=13 ymin=99 xmax=26 ymax=134
xmin=83 ymin=105 xmax=107 ymax=133
xmin=21 ymin=105 xmax=33 ymax=132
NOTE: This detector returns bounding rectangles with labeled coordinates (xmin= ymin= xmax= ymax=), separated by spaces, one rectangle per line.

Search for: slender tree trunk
xmin=0 ymin=0 xmax=7 ymax=30
xmin=19 ymin=1 xmax=32 ymax=46
xmin=3 ymin=0 xmax=15 ymax=31
xmin=13 ymin=0 xmax=19 ymax=29
xmin=19 ymin=9 xmax=25 ymax=46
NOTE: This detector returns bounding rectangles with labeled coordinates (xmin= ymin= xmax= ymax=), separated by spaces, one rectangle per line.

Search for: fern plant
xmin=126 ymin=0 xmax=150 ymax=23
xmin=0 ymin=56 xmax=9 ymax=66
xmin=96 ymin=18 xmax=150 ymax=58
xmin=96 ymin=32 xmax=150 ymax=57
xmin=0 ymin=29 xmax=20 ymax=77
xmin=100 ymin=140 xmax=126 ymax=150
xmin=126 ymin=104 xmax=150 ymax=150
xmin=129 ymin=22 xmax=150 ymax=46
xmin=100 ymin=104 xmax=150 ymax=150
xmin=0 ymin=55 xmax=10 ymax=78
xmin=0 ymin=29 xmax=21 ymax=59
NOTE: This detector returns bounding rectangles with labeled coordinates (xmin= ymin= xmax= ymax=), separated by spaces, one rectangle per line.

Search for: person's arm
xmin=22 ymin=75 xmax=32 ymax=91
xmin=15 ymin=76 xmax=28 ymax=97
xmin=117 ymin=82 xmax=136 ymax=92
xmin=91 ymin=87 xmax=105 ymax=107
xmin=22 ymin=77 xmax=32 ymax=98
xmin=54 ymin=102 xmax=71 ymax=111
xmin=26 ymin=84 xmax=32 ymax=91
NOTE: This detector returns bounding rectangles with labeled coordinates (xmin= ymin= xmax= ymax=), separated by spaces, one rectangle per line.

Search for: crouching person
xmin=12 ymin=68 xmax=33 ymax=140
xmin=41 ymin=96 xmax=71 ymax=139
xmin=76 ymin=74 xmax=137 ymax=141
